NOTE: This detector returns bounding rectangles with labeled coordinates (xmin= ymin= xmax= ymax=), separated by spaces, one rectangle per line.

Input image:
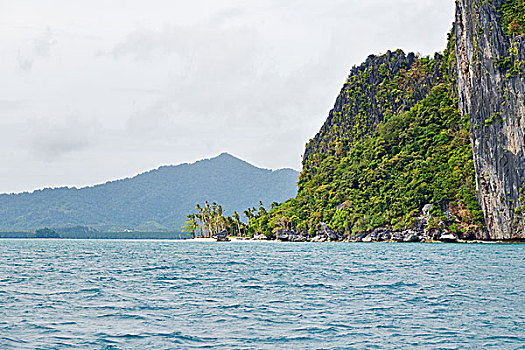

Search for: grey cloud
xmin=124 ymin=34 xmax=348 ymax=152
xmin=1 ymin=0 xmax=455 ymax=192
xmin=17 ymin=50 xmax=33 ymax=72
xmin=104 ymin=22 xmax=259 ymax=69
xmin=33 ymin=28 xmax=57 ymax=57
xmin=121 ymin=18 xmax=349 ymax=118
xmin=113 ymin=0 xmax=453 ymax=170
xmin=25 ymin=115 xmax=100 ymax=161
xmin=107 ymin=27 xmax=174 ymax=60
xmin=127 ymin=98 xmax=181 ymax=137
xmin=111 ymin=88 xmax=164 ymax=95
xmin=15 ymin=28 xmax=57 ymax=72
xmin=0 ymin=99 xmax=34 ymax=111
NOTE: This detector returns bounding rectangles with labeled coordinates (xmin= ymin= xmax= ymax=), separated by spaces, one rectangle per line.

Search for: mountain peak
xmin=0 ymin=153 xmax=299 ymax=231
xmin=215 ymin=152 xmax=236 ymax=159
xmin=206 ymin=152 xmax=251 ymax=167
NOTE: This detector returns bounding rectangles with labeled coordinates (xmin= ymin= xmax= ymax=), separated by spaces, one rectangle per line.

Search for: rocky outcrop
xmin=269 ymin=226 xmax=460 ymax=243
xmin=455 ymin=0 xmax=525 ymax=239
xmin=253 ymin=233 xmax=268 ymax=240
xmin=302 ymin=49 xmax=449 ymax=172
xmin=213 ymin=229 xmax=230 ymax=242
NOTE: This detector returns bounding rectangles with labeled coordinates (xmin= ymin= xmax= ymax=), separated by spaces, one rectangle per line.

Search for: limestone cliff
xmin=266 ymin=39 xmax=484 ymax=239
xmin=252 ymin=1 xmax=524 ymax=241
xmin=302 ymin=49 xmax=450 ymax=172
xmin=455 ymin=0 xmax=525 ymax=239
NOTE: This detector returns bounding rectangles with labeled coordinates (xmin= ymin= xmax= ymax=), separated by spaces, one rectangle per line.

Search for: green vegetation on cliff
xmin=248 ymin=33 xmax=483 ymax=237
xmin=500 ymin=0 xmax=525 ymax=37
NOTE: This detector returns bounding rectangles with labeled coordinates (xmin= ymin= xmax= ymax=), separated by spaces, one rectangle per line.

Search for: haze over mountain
xmin=0 ymin=153 xmax=298 ymax=232
xmin=0 ymin=1 xmax=454 ymax=194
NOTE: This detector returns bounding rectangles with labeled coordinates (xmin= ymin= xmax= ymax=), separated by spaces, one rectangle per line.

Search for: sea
xmin=0 ymin=240 xmax=523 ymax=349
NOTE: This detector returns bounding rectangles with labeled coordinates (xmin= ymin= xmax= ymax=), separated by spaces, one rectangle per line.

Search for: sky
xmin=0 ymin=0 xmax=455 ymax=193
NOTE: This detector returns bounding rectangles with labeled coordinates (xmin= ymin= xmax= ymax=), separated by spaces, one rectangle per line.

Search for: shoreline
xmin=187 ymin=237 xmax=525 ymax=244
xmin=0 ymin=237 xmax=522 ymax=243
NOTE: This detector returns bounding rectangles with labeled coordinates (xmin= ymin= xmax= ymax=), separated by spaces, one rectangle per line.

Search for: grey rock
xmin=439 ymin=233 xmax=458 ymax=243
xmin=355 ymin=232 xmax=368 ymax=240
xmin=456 ymin=0 xmax=525 ymax=239
xmin=404 ymin=234 xmax=421 ymax=243
xmin=214 ymin=229 xmax=230 ymax=242
xmin=276 ymin=229 xmax=289 ymax=241
xmin=362 ymin=235 xmax=373 ymax=243
xmin=380 ymin=232 xmax=392 ymax=241
xmin=422 ymin=204 xmax=433 ymax=217
xmin=253 ymin=233 xmax=268 ymax=240
xmin=392 ymin=232 xmax=405 ymax=242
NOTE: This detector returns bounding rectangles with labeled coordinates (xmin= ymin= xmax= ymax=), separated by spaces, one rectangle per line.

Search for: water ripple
xmin=0 ymin=240 xmax=523 ymax=349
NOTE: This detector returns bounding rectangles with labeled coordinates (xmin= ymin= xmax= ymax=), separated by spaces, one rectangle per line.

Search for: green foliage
xmin=0 ymin=153 xmax=298 ymax=232
xmin=495 ymin=56 xmax=513 ymax=71
xmin=500 ymin=0 xmax=525 ymax=37
xmin=485 ymin=112 xmax=503 ymax=126
xmin=302 ymin=38 xmax=456 ymax=176
xmin=290 ymin=85 xmax=482 ymax=234
xmin=258 ymin=32 xmax=483 ymax=236
xmin=185 ymin=200 xmax=273 ymax=238
xmin=493 ymin=0 xmax=525 ymax=78
xmin=34 ymin=227 xmax=59 ymax=238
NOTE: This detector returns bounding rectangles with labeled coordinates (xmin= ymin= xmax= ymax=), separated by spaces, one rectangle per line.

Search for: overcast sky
xmin=0 ymin=0 xmax=455 ymax=193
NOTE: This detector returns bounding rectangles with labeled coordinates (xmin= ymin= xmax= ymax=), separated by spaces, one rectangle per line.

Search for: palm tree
xmin=195 ymin=204 xmax=204 ymax=237
xmin=244 ymin=208 xmax=253 ymax=221
xmin=204 ymin=201 xmax=211 ymax=237
xmin=244 ymin=207 xmax=257 ymax=235
xmin=210 ymin=202 xmax=218 ymax=235
xmin=226 ymin=216 xmax=235 ymax=235
xmin=232 ymin=211 xmax=241 ymax=236
xmin=182 ymin=214 xmax=198 ymax=238
xmin=196 ymin=213 xmax=204 ymax=237
xmin=257 ymin=202 xmax=267 ymax=216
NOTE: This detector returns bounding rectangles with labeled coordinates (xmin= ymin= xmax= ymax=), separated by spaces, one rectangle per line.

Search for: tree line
xmin=182 ymin=200 xmax=280 ymax=238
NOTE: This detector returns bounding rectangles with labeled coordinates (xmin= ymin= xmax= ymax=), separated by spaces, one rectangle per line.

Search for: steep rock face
xmin=456 ymin=0 xmax=525 ymax=239
xmin=260 ymin=38 xmax=484 ymax=238
xmin=302 ymin=49 xmax=450 ymax=172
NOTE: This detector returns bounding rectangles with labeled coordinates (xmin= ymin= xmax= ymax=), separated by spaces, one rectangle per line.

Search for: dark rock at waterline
xmin=276 ymin=229 xmax=290 ymax=241
xmin=319 ymin=222 xmax=342 ymax=241
xmin=404 ymin=233 xmax=421 ymax=243
xmin=214 ymin=229 xmax=230 ymax=242
xmin=290 ymin=235 xmax=307 ymax=242
xmin=253 ymin=233 xmax=268 ymax=240
xmin=391 ymin=232 xmax=405 ymax=242
xmin=425 ymin=229 xmax=442 ymax=241
xmin=276 ymin=229 xmax=307 ymax=242
xmin=270 ymin=214 xmax=470 ymax=243
xmin=352 ymin=232 xmax=368 ymax=241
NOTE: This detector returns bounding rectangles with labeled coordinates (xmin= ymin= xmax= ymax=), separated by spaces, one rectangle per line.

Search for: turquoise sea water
xmin=0 ymin=240 xmax=523 ymax=349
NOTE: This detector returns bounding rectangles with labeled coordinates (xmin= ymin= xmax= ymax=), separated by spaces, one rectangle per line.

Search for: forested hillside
xmin=0 ymin=153 xmax=298 ymax=232
xmin=248 ymin=31 xmax=485 ymax=239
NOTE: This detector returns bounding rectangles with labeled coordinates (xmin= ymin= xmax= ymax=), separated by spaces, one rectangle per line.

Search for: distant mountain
xmin=0 ymin=153 xmax=298 ymax=232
